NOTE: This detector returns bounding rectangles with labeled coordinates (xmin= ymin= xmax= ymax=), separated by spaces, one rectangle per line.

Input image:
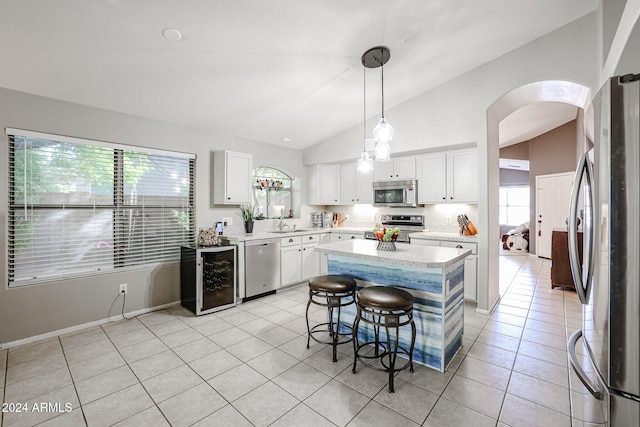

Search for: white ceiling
xmin=0 ymin=0 xmax=597 ymax=149
xmin=499 ymin=102 xmax=579 ymax=147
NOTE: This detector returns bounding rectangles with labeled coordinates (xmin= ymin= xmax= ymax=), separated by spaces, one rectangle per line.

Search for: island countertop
xmin=316 ymin=239 xmax=470 ymax=269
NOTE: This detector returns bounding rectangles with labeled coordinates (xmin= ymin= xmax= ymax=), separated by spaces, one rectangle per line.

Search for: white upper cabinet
xmin=417 ymin=149 xmax=477 ymax=204
xmin=340 ymin=163 xmax=373 ymax=204
xmin=416 ymin=153 xmax=447 ymax=203
xmin=373 ymin=156 xmax=416 ymax=181
xmin=308 ymin=164 xmax=340 ymax=205
xmin=212 ymin=150 xmax=253 ymax=205
xmin=447 ymin=149 xmax=478 ymax=203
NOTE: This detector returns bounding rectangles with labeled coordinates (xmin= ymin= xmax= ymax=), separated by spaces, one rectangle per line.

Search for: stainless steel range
xmin=364 ymin=215 xmax=424 ymax=243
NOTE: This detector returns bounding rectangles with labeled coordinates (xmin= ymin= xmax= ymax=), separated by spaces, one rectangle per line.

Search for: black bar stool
xmin=352 ymin=286 xmax=416 ymax=393
xmin=306 ymin=274 xmax=357 ymax=362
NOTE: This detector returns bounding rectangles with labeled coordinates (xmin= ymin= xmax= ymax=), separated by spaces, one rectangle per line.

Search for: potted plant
xmin=239 ymin=203 xmax=258 ymax=233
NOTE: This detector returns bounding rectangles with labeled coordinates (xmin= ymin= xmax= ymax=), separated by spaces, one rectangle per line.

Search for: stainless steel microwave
xmin=372 ymin=179 xmax=418 ymax=207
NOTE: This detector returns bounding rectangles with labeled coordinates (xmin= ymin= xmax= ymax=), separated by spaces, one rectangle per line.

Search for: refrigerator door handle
xmin=568 ymin=329 xmax=603 ymax=400
xmin=568 ymin=152 xmax=594 ymax=304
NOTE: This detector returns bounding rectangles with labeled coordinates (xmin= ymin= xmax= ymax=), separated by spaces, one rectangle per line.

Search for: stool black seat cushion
xmin=358 ymin=286 xmax=413 ymax=311
xmin=308 ymin=274 xmax=356 ymax=293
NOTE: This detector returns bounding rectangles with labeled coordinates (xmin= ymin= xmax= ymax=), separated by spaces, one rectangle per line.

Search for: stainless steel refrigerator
xmin=567 ymin=74 xmax=640 ymax=426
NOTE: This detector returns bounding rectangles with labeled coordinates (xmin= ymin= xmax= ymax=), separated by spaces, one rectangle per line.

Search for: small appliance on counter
xmin=364 ymin=215 xmax=424 ymax=243
xmin=312 ymin=211 xmax=334 ymax=228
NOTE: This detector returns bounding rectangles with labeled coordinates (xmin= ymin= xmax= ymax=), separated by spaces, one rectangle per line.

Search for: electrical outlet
xmin=119 ymin=283 xmax=128 ymax=294
xmin=222 ymin=217 xmax=232 ymax=226
xmin=446 ymin=216 xmax=452 ymax=224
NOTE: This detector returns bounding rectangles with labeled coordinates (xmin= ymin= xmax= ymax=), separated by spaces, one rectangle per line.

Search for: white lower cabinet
xmin=280 ymin=234 xmax=322 ymax=287
xmin=330 ymin=231 xmax=365 ymax=243
xmin=411 ymin=238 xmax=478 ymax=301
xmin=319 ymin=233 xmax=331 ymax=274
xmin=280 ymin=237 xmax=302 ymax=287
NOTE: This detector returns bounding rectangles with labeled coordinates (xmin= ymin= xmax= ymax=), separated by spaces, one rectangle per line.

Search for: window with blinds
xmin=7 ymin=129 xmax=195 ymax=287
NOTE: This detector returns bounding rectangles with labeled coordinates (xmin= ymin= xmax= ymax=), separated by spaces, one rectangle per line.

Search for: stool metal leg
xmin=351 ymin=305 xmax=361 ymax=374
xmin=305 ymin=290 xmax=313 ymax=349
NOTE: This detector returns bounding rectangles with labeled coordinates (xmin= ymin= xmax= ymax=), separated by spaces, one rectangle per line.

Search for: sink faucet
xmin=278 ymin=208 xmax=290 ymax=231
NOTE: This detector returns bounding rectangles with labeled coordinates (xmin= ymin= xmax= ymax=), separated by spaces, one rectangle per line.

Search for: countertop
xmin=315 ymin=239 xmax=470 ymax=269
xmin=219 ymin=227 xmax=370 ymax=242
xmin=408 ymin=231 xmax=479 ymax=244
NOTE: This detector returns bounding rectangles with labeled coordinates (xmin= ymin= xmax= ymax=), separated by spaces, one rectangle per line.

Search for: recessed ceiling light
xmin=162 ymin=28 xmax=182 ymax=42
xmin=283 ymin=136 xmax=293 ymax=142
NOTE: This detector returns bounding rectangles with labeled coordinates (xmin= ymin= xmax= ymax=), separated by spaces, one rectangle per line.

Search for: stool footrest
xmin=308 ymin=322 xmax=354 ymax=347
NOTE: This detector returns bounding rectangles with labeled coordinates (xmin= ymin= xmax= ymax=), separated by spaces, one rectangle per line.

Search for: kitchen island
xmin=315 ymin=239 xmax=470 ymax=372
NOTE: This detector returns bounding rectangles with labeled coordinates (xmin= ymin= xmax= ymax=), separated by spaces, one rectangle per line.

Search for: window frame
xmin=253 ymin=166 xmax=293 ymax=219
xmin=6 ymin=128 xmax=196 ymax=287
xmin=499 ymin=185 xmax=530 ymax=226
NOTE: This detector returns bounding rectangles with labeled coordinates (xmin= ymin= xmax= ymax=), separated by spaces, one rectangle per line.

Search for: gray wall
xmin=0 ymin=87 xmax=307 ymax=345
xmin=499 ymin=120 xmax=578 ymax=253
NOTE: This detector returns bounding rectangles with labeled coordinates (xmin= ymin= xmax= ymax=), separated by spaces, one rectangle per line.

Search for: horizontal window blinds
xmin=7 ymin=131 xmax=195 ymax=286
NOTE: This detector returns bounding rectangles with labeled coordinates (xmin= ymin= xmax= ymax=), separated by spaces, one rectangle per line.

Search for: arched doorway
xmin=483 ymin=80 xmax=591 ymax=313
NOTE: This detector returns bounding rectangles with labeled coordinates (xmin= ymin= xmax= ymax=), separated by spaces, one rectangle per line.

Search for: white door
xmin=536 ymin=172 xmax=574 ymax=258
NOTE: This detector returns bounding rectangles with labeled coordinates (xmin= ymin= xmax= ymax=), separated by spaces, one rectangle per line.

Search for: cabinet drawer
xmin=440 ymin=241 xmax=477 ymax=254
xmin=302 ymin=234 xmax=320 ymax=244
xmin=280 ymin=236 xmax=302 ymax=247
xmin=411 ymin=239 xmax=440 ymax=247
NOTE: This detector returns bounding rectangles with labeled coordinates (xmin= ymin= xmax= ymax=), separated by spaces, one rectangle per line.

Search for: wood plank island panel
xmin=316 ymin=240 xmax=470 ymax=372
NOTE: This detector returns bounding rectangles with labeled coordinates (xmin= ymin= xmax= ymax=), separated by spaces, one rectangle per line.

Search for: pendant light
xmin=362 ymin=46 xmax=393 ymax=161
xmin=357 ymin=65 xmax=373 ymax=172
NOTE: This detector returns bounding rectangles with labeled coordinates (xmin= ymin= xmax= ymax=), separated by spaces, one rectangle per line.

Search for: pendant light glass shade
xmin=373 ymin=117 xmax=394 ymax=144
xmin=374 ymin=140 xmax=391 ymax=162
xmin=357 ymin=150 xmax=373 ymax=172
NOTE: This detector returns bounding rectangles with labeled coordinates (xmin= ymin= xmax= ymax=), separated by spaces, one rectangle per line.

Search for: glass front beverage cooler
xmin=180 ymin=245 xmax=236 ymax=315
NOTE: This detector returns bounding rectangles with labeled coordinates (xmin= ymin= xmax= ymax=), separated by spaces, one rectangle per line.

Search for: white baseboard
xmin=0 ymin=300 xmax=180 ymax=350
xmin=476 ymin=294 xmax=501 ymax=315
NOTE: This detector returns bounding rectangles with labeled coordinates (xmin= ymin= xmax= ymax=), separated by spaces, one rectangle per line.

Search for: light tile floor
xmin=1 ymin=254 xmax=582 ymax=426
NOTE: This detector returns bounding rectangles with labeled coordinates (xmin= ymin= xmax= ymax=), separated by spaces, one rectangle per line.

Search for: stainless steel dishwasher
xmin=244 ymin=239 xmax=280 ymax=299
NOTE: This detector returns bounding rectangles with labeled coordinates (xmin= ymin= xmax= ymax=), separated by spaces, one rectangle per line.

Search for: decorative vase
xmin=244 ymin=220 xmax=254 ymax=234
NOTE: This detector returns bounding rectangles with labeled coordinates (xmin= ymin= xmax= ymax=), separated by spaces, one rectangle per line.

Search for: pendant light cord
xmin=363 ymin=66 xmax=367 ymax=149
xmin=380 ymin=47 xmax=385 ymax=119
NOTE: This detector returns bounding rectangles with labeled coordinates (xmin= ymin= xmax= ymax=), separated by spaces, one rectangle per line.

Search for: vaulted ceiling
xmin=0 ymin=0 xmax=597 ymax=149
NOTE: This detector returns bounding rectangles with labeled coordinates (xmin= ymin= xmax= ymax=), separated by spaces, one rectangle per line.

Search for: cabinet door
xmin=448 ymin=150 xmax=477 ymax=203
xmin=394 ymin=156 xmax=416 ymax=180
xmin=319 ymin=165 xmax=340 ymax=204
xmin=302 ymin=242 xmax=320 ymax=280
xmin=373 ymin=160 xmax=394 ymax=181
xmin=280 ymin=246 xmax=302 ymax=286
xmin=355 ymin=166 xmax=373 ymax=203
xmin=417 ymin=153 xmax=447 ymax=203
xmin=340 ymin=164 xmax=357 ymax=204
xmin=464 ymin=255 xmax=478 ymax=301
xmin=225 ymin=151 xmax=253 ymax=204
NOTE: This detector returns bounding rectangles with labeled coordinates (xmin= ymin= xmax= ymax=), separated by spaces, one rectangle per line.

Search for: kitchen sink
xmin=270 ymin=229 xmax=310 ymax=234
